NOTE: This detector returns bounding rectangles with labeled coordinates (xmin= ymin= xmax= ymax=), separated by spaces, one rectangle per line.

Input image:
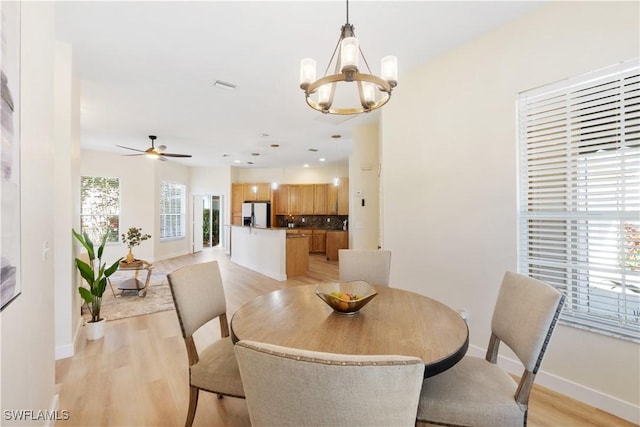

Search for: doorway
xmin=193 ymin=194 xmax=222 ymax=254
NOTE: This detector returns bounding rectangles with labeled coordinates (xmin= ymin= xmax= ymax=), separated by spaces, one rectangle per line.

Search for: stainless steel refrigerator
xmin=241 ymin=202 xmax=271 ymax=228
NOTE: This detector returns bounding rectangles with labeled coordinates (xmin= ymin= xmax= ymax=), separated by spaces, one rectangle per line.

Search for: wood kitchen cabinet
xmin=274 ymin=185 xmax=290 ymax=215
xmin=326 ymin=230 xmax=348 ymax=261
xmin=311 ymin=229 xmax=326 ymax=253
xmin=244 ymin=183 xmax=271 ymax=201
xmin=288 ymin=185 xmax=314 ymax=214
xmin=231 ymin=183 xmax=244 ymax=225
xmin=326 ymin=178 xmax=349 ymax=215
xmin=313 ymin=184 xmax=328 ymax=214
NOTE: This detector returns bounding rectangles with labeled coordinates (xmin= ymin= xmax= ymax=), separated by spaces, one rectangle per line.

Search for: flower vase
xmin=126 ymin=248 xmax=134 ymax=263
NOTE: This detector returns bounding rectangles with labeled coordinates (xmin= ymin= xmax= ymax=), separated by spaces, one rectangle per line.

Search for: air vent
xmin=213 ymin=80 xmax=238 ymax=90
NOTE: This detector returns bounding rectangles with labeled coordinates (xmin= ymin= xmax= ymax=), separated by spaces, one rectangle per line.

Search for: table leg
xmin=138 ymin=268 xmax=152 ymax=297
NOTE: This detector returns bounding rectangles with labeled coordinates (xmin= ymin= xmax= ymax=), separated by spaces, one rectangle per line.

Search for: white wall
xmin=53 ymin=42 xmax=82 ymax=360
xmin=0 ymin=2 xmax=57 ymax=423
xmin=154 ymin=160 xmax=191 ymax=260
xmin=80 ymin=150 xmax=155 ymax=264
xmin=236 ymin=163 xmax=348 ymax=185
xmin=381 ymin=1 xmax=639 ymax=422
xmin=349 ymin=123 xmax=380 ymax=250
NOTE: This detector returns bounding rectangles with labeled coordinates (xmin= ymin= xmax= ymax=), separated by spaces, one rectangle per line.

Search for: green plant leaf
xmin=75 ymin=258 xmax=95 ymax=286
xmin=95 ymin=278 xmax=107 ymax=297
xmin=83 ymin=232 xmax=95 ymax=260
xmin=78 ymin=287 xmax=93 ymax=304
xmin=104 ymin=258 xmax=123 ymax=277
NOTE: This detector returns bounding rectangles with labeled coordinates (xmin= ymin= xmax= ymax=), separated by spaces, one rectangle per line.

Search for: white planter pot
xmin=85 ymin=318 xmax=106 ymax=340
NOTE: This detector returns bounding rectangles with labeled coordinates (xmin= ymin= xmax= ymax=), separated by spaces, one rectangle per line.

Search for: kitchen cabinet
xmin=275 ymin=185 xmax=290 ymax=215
xmin=326 ymin=230 xmax=348 ymax=261
xmin=231 ymin=183 xmax=244 ymax=225
xmin=286 ymin=235 xmax=309 ymax=277
xmin=326 ymin=178 xmax=349 ymax=215
xmin=244 ymin=183 xmax=271 ymax=202
xmin=288 ymin=185 xmax=314 ymax=214
xmin=313 ymin=184 xmax=328 ymax=214
xmin=311 ymin=229 xmax=326 ymax=253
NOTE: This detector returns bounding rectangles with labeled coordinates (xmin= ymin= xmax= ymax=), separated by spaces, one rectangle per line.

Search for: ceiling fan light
xmin=340 ymin=37 xmax=359 ymax=73
xmin=300 ymin=58 xmax=316 ymax=89
xmin=146 ymin=153 xmax=159 ymax=160
xmin=381 ymin=56 xmax=398 ymax=87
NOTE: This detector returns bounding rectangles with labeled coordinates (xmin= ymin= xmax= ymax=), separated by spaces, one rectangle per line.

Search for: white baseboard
xmin=54 ymin=317 xmax=83 ymax=360
xmin=467 ymin=344 xmax=640 ymax=424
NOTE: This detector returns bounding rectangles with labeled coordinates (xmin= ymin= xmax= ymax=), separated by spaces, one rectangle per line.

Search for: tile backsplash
xmin=276 ymin=215 xmax=348 ymax=230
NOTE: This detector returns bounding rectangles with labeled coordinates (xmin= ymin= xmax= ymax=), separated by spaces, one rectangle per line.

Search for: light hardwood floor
xmin=56 ymin=247 xmax=635 ymax=427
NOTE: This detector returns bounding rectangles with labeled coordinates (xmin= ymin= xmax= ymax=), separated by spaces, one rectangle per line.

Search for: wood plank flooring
xmin=55 ymin=247 xmax=635 ymax=427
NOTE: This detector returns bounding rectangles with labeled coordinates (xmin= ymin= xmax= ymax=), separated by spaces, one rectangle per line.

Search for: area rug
xmin=81 ymin=269 xmax=175 ymax=321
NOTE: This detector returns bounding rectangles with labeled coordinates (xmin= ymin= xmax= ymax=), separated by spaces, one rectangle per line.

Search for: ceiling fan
xmin=116 ymin=135 xmax=192 ymax=161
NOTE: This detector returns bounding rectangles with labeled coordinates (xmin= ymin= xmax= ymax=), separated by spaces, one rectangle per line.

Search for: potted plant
xmin=72 ymin=229 xmax=122 ymax=340
xmin=121 ymin=227 xmax=151 ymax=264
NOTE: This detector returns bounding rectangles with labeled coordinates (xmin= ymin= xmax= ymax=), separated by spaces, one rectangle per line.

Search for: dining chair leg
xmin=185 ymin=386 xmax=199 ymax=427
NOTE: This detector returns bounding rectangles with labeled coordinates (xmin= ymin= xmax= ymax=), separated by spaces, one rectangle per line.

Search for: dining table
xmin=230 ymin=283 xmax=469 ymax=377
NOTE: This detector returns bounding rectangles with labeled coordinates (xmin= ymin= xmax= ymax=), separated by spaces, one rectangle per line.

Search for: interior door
xmin=193 ymin=195 xmax=204 ymax=253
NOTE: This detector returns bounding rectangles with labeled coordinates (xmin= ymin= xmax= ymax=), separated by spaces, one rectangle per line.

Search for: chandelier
xmin=299 ymin=0 xmax=398 ymax=115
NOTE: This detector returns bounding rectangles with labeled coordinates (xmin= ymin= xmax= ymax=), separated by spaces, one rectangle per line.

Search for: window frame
xmin=517 ymin=59 xmax=640 ymax=342
xmin=159 ymin=180 xmax=186 ymax=241
xmin=79 ymin=176 xmax=121 ymax=244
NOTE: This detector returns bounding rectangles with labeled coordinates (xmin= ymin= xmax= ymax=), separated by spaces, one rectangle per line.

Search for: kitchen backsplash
xmin=276 ymin=215 xmax=349 ymax=230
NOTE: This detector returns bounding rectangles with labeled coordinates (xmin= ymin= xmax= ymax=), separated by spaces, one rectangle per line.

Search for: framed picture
xmin=1 ymin=1 xmax=21 ymax=311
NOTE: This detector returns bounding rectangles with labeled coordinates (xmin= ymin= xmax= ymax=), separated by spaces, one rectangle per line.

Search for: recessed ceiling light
xmin=213 ymin=79 xmax=238 ymax=90
xmin=251 ymin=153 xmax=260 ymax=156
xmin=247 ymin=161 xmax=254 ymax=165
xmin=331 ymin=134 xmax=342 ymax=139
xmin=222 ymin=154 xmax=230 ymax=157
xmin=319 ymin=158 xmax=326 ymax=162
xmin=303 ymin=164 xmax=309 ymax=168
xmin=308 ymin=148 xmax=318 ymax=152
xmin=270 ymin=144 xmax=280 ymax=148
xmin=234 ymin=159 xmax=241 ymax=163
xmin=261 ymin=133 xmax=270 ymax=137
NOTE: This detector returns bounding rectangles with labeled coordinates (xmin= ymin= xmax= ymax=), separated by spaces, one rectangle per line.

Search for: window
xmin=517 ymin=59 xmax=639 ymax=341
xmin=160 ymin=181 xmax=185 ymax=239
xmin=80 ymin=176 xmax=120 ymax=243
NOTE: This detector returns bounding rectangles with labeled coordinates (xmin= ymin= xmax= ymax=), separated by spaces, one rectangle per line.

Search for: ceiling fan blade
xmin=123 ymin=154 xmax=146 ymax=157
xmin=158 ymin=156 xmax=168 ymax=162
xmin=161 ymin=153 xmax=192 ymax=158
xmin=116 ymin=145 xmax=147 ymax=153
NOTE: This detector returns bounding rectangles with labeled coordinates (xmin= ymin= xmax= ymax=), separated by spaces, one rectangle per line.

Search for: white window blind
xmin=80 ymin=176 xmax=120 ymax=243
xmin=517 ymin=59 xmax=640 ymax=342
xmin=160 ymin=181 xmax=185 ymax=240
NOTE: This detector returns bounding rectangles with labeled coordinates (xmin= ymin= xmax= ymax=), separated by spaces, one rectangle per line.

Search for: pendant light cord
xmin=346 ymin=0 xmax=349 ymax=24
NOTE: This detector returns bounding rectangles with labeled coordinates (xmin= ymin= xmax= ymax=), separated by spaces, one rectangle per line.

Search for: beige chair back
xmin=235 ymin=340 xmax=424 ymax=427
xmin=489 ymin=271 xmax=565 ymax=374
xmin=167 ymin=261 xmax=227 ymax=338
xmin=338 ymin=249 xmax=392 ymax=286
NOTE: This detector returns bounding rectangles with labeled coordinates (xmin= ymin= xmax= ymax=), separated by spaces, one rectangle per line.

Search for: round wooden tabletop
xmin=230 ymin=284 xmax=469 ymax=377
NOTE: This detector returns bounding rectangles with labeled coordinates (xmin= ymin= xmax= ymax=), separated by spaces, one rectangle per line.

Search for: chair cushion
xmin=190 ymin=336 xmax=244 ymax=398
xmin=417 ymin=356 xmax=524 ymax=427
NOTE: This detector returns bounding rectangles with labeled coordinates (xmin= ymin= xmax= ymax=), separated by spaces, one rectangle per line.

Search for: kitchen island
xmin=229 ymin=225 xmax=309 ymax=280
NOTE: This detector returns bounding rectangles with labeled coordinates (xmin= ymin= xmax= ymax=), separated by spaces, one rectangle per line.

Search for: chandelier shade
xmin=299 ymin=1 xmax=398 ymax=115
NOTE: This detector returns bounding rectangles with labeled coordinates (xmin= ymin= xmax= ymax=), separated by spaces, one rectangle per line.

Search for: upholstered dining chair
xmin=416 ymin=271 xmax=565 ymax=427
xmin=234 ymin=340 xmax=425 ymax=427
xmin=167 ymin=261 xmax=245 ymax=427
xmin=338 ymin=249 xmax=392 ymax=286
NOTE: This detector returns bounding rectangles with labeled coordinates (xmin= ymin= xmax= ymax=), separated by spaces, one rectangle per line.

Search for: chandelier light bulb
xmin=300 ymin=58 xmax=316 ymax=89
xmin=362 ymin=82 xmax=376 ymax=106
xmin=318 ymin=84 xmax=332 ymax=108
xmin=340 ymin=37 xmax=359 ymax=72
xmin=381 ymin=56 xmax=398 ymax=87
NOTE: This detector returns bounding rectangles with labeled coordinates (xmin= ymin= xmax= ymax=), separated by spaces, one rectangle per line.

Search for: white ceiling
xmin=55 ymin=1 xmax=543 ymax=168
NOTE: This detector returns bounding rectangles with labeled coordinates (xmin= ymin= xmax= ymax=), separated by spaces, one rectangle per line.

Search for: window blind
xmin=160 ymin=181 xmax=185 ymax=239
xmin=517 ymin=59 xmax=640 ymax=342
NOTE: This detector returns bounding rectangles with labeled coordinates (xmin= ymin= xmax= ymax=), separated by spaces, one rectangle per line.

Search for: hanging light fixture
xmin=299 ymin=0 xmax=398 ymax=115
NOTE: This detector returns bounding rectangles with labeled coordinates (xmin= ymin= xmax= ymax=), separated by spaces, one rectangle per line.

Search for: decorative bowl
xmin=315 ymin=280 xmax=377 ymax=315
